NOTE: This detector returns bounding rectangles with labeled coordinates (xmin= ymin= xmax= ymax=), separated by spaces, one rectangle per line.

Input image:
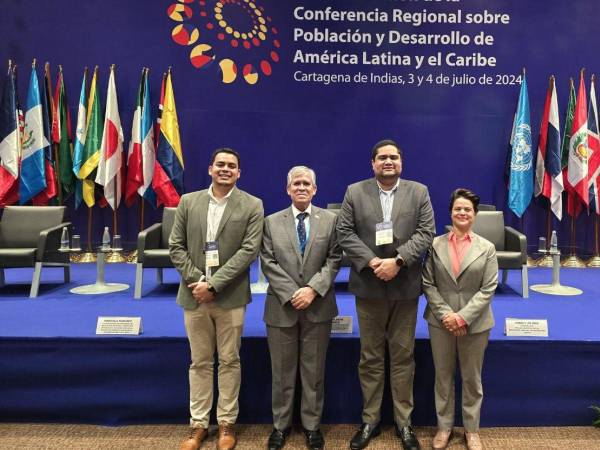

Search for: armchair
xmin=472 ymin=210 xmax=528 ymax=298
xmin=0 ymin=206 xmax=71 ymax=298
xmin=134 ymin=207 xmax=177 ymax=298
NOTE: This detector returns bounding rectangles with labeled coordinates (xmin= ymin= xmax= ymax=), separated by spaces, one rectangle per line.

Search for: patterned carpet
xmin=0 ymin=423 xmax=599 ymax=450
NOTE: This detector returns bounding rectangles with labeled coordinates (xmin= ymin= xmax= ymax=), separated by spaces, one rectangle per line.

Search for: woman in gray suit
xmin=422 ymin=189 xmax=498 ymax=450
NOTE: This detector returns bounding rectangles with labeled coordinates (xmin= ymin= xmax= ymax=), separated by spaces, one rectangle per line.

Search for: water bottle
xmin=60 ymin=227 xmax=69 ymax=251
xmin=550 ymin=230 xmax=558 ymax=253
xmin=101 ymin=227 xmax=111 ymax=251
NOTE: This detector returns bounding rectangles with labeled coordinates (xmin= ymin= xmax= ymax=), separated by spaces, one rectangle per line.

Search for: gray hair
xmin=287 ymin=166 xmax=316 ymax=186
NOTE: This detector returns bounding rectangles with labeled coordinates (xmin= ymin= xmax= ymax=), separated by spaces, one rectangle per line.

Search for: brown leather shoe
xmin=180 ymin=427 xmax=208 ymax=450
xmin=465 ymin=432 xmax=483 ymax=450
xmin=432 ymin=429 xmax=453 ymax=449
xmin=217 ymin=423 xmax=237 ymax=450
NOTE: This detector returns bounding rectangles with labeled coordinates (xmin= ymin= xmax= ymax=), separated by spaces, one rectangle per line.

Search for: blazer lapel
xmin=390 ymin=179 xmax=407 ymax=223
xmin=435 ymin=234 xmax=457 ymax=284
xmin=214 ymin=187 xmax=238 ymax=240
xmin=456 ymin=235 xmax=486 ymax=279
xmin=302 ymin=207 xmax=321 ymax=262
xmin=197 ymin=192 xmax=209 ymax=243
xmin=283 ymin=207 xmax=303 ymax=264
xmin=367 ymin=179 xmax=384 ymax=222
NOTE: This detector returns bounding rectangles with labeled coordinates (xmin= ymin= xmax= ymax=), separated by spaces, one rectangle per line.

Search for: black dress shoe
xmin=304 ymin=428 xmax=324 ymax=450
xmin=395 ymin=424 xmax=421 ymax=450
xmin=350 ymin=423 xmax=381 ymax=450
xmin=268 ymin=427 xmax=291 ymax=450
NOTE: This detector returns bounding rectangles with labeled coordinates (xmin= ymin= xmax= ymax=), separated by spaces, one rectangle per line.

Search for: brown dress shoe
xmin=465 ymin=432 xmax=483 ymax=450
xmin=432 ymin=429 xmax=453 ymax=449
xmin=180 ymin=427 xmax=208 ymax=450
xmin=217 ymin=423 xmax=237 ymax=450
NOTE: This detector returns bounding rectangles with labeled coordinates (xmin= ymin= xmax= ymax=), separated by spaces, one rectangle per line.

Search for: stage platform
xmin=0 ymin=262 xmax=599 ymax=427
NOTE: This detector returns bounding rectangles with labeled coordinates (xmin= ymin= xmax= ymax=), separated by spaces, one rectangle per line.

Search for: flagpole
xmin=53 ymin=64 xmax=64 ymax=205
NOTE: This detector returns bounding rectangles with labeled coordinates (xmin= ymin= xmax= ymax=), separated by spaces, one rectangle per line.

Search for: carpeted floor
xmin=0 ymin=423 xmax=599 ymax=450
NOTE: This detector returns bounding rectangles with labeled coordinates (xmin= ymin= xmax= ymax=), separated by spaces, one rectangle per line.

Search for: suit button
xmin=299 ymin=274 xmax=303 ymax=278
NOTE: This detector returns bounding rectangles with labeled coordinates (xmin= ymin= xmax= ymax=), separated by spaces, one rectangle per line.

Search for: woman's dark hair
xmin=449 ymin=188 xmax=480 ymax=213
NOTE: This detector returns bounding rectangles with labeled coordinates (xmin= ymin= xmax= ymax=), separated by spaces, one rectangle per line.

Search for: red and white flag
xmin=95 ymin=66 xmax=124 ymax=210
xmin=567 ymin=71 xmax=589 ymax=207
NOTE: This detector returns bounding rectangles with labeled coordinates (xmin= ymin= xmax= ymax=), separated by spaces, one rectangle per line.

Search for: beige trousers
xmin=356 ymin=297 xmax=418 ymax=426
xmin=428 ymin=325 xmax=489 ymax=432
xmin=184 ymin=302 xmax=246 ymax=428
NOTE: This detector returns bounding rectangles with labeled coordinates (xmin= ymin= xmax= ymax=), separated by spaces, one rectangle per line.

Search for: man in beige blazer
xmin=422 ymin=188 xmax=498 ymax=450
xmin=261 ymin=166 xmax=342 ymax=450
xmin=337 ymin=140 xmax=435 ymax=450
xmin=170 ymin=148 xmax=264 ymax=450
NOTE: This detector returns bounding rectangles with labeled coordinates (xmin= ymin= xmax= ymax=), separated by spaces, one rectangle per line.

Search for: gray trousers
xmin=356 ymin=297 xmax=418 ymax=426
xmin=428 ymin=324 xmax=490 ymax=432
xmin=267 ymin=315 xmax=332 ymax=431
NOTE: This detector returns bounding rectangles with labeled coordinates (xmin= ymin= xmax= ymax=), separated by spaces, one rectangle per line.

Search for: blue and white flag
xmin=19 ymin=65 xmax=49 ymax=203
xmin=508 ymin=74 xmax=533 ymax=217
xmin=545 ymin=78 xmax=563 ymax=219
xmin=139 ymin=70 xmax=156 ymax=205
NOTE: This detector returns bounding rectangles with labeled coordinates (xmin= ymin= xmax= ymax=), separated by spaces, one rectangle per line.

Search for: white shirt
xmin=377 ymin=178 xmax=399 ymax=222
xmin=205 ymin=184 xmax=235 ymax=278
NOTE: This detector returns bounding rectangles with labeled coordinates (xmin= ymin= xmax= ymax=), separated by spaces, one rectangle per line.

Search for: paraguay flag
xmin=153 ymin=69 xmax=184 ymax=207
xmin=0 ymin=64 xmax=20 ymax=207
xmin=541 ymin=77 xmax=563 ymax=220
xmin=508 ymin=73 xmax=533 ymax=217
xmin=19 ymin=64 xmax=48 ymax=204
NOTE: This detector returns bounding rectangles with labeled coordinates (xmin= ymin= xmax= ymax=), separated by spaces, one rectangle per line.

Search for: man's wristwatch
xmin=395 ymin=255 xmax=404 ymax=267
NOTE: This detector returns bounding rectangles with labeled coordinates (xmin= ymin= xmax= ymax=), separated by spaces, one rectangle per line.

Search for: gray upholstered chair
xmin=472 ymin=210 xmax=528 ymax=298
xmin=134 ymin=207 xmax=177 ymax=298
xmin=0 ymin=206 xmax=71 ymax=298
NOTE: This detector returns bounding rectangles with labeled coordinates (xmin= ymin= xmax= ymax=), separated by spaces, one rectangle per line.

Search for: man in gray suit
xmin=337 ymin=140 xmax=435 ymax=450
xmin=170 ymin=148 xmax=264 ymax=450
xmin=261 ymin=166 xmax=342 ymax=450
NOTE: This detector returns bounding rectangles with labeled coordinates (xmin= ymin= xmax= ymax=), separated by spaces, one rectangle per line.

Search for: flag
xmin=19 ymin=64 xmax=48 ymax=203
xmin=540 ymin=77 xmax=563 ymax=220
xmin=72 ymin=68 xmax=88 ymax=209
xmin=534 ymin=77 xmax=552 ymax=198
xmin=124 ymin=69 xmax=144 ymax=207
xmin=78 ymin=67 xmax=103 ymax=207
xmin=139 ymin=69 xmax=156 ymax=206
xmin=95 ymin=66 xmax=124 ymax=210
xmin=560 ymin=79 xmax=580 ymax=217
xmin=153 ymin=69 xmax=184 ymax=207
xmin=0 ymin=64 xmax=20 ymax=206
xmin=587 ymin=75 xmax=600 ymax=215
xmin=32 ymin=63 xmax=57 ymax=205
xmin=508 ymin=74 xmax=533 ymax=217
xmin=567 ymin=71 xmax=589 ymax=209
xmin=52 ymin=66 xmax=75 ymax=199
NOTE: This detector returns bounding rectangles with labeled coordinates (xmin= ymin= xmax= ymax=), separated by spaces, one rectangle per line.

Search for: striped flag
xmin=567 ymin=71 xmax=589 ymax=208
xmin=19 ymin=64 xmax=48 ymax=203
xmin=539 ymin=77 xmax=563 ymax=219
xmin=153 ymin=69 xmax=184 ymax=207
xmin=72 ymin=68 xmax=88 ymax=209
xmin=95 ymin=66 xmax=124 ymax=210
xmin=32 ymin=63 xmax=58 ymax=205
xmin=78 ymin=67 xmax=103 ymax=208
xmin=508 ymin=74 xmax=533 ymax=217
xmin=0 ymin=64 xmax=20 ymax=207
xmin=588 ymin=75 xmax=600 ymax=215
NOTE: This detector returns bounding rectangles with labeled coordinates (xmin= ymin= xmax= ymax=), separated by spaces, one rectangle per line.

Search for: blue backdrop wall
xmin=1 ymin=0 xmax=598 ymax=250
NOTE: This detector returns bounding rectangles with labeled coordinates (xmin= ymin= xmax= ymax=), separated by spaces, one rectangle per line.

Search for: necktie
xmin=297 ymin=212 xmax=307 ymax=255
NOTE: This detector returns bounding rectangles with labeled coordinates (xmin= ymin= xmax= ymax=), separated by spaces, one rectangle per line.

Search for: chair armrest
xmin=36 ymin=222 xmax=72 ymax=262
xmin=137 ymin=223 xmax=163 ymax=262
xmin=505 ymin=226 xmax=527 ymax=264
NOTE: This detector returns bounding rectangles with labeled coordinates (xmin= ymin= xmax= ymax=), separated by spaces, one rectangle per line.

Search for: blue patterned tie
xmin=297 ymin=212 xmax=307 ymax=255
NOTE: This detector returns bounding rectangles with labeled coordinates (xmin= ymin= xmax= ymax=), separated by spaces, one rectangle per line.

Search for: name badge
xmin=205 ymin=241 xmax=220 ymax=267
xmin=375 ymin=221 xmax=393 ymax=246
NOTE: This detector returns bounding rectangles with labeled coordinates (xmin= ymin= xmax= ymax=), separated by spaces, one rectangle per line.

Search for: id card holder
xmin=375 ymin=221 xmax=394 ymax=246
xmin=205 ymin=241 xmax=220 ymax=267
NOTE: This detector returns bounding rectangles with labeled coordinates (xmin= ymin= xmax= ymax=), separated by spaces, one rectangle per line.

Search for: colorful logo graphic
xmin=167 ymin=0 xmax=281 ymax=85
